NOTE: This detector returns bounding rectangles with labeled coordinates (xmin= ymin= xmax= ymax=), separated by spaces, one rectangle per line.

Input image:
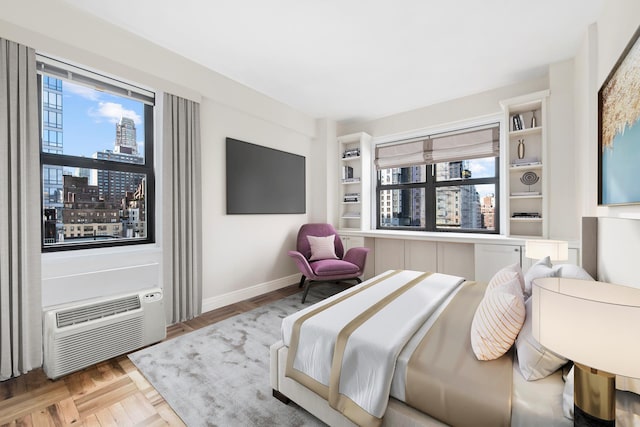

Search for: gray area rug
xmin=129 ymin=283 xmax=347 ymax=427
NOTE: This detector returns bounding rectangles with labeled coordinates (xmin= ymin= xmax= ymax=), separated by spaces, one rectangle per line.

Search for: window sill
xmin=42 ymin=242 xmax=161 ymax=261
xmin=337 ymin=229 xmax=529 ymax=245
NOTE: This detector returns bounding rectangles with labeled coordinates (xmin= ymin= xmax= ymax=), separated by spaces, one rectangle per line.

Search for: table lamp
xmin=532 ymin=277 xmax=640 ymax=426
xmin=525 ymin=239 xmax=568 ymax=261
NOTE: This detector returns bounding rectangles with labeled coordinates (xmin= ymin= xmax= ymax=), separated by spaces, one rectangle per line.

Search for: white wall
xmin=199 ymin=99 xmax=316 ymax=311
xmin=574 ymin=0 xmax=640 ymax=220
xmin=310 ymin=119 xmax=337 ymax=224
xmin=338 ymin=77 xmax=548 ymax=137
xmin=1 ymin=0 xmax=319 ymax=313
xmin=547 ymin=59 xmax=579 ymax=239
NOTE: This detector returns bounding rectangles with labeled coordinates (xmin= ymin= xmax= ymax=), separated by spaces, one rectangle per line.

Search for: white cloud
xmin=89 ymin=102 xmax=142 ymax=125
xmin=65 ymin=81 xmax=101 ymax=101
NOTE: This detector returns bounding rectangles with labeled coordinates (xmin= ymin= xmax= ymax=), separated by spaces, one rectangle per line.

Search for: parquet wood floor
xmin=0 ymin=284 xmax=302 ymax=426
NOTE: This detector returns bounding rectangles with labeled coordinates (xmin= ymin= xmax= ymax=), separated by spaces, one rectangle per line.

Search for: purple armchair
xmin=288 ymin=223 xmax=370 ymax=303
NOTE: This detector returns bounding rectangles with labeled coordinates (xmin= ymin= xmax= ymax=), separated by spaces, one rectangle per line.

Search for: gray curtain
xmin=0 ymin=39 xmax=43 ymax=380
xmin=163 ymin=93 xmax=202 ymax=323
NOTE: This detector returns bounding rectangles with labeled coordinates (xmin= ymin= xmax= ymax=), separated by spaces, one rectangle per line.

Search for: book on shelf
xmin=511 ymin=191 xmax=541 ymax=196
xmin=511 ymin=212 xmax=541 ymax=218
xmin=342 ymin=147 xmax=360 ymax=158
xmin=512 ymin=114 xmax=526 ymax=131
xmin=342 ymin=212 xmax=360 ymax=218
xmin=510 ymin=157 xmax=541 ymax=167
xmin=343 ymin=192 xmax=360 ymax=203
xmin=342 ymin=165 xmax=353 ymax=180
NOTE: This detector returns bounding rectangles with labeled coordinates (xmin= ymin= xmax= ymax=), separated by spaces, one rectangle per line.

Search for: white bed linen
xmin=282 ymin=270 xmax=465 ymax=420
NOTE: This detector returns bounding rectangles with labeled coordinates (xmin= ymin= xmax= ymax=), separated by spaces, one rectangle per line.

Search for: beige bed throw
xmin=405 ymin=280 xmax=513 ymax=427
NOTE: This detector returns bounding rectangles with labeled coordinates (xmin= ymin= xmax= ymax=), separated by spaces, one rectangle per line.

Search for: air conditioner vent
xmin=44 ymin=288 xmax=165 ymax=379
xmin=56 ymin=294 xmax=141 ymax=328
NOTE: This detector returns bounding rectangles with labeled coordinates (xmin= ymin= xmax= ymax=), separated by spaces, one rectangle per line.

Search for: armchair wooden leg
xmin=301 ymin=281 xmax=312 ymax=303
xmin=298 ymin=275 xmax=306 ymax=288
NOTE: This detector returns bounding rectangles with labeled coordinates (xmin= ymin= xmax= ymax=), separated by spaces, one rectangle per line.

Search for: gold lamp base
xmin=574 ymin=362 xmax=615 ymax=426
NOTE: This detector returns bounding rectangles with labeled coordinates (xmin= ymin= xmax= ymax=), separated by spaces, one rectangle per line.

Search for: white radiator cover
xmin=43 ymin=288 xmax=166 ymax=379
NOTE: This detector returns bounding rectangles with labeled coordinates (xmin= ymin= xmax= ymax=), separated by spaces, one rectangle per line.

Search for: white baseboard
xmin=201 ymin=273 xmax=300 ymax=313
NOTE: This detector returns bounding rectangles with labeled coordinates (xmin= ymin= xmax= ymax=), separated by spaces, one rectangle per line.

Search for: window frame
xmin=375 ymin=128 xmax=500 ymax=235
xmin=38 ymin=60 xmax=156 ymax=252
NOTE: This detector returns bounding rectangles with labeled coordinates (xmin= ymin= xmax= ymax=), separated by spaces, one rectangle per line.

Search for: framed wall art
xmin=598 ymin=25 xmax=640 ymax=205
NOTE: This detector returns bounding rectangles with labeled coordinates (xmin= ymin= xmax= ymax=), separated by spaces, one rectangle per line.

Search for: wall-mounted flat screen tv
xmin=226 ymin=137 xmax=306 ymax=214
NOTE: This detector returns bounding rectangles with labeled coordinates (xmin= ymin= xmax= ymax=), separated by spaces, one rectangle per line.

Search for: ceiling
xmin=63 ymin=0 xmax=605 ymax=123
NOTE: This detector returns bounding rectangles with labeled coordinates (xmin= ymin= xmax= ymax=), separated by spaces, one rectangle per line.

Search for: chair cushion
xmin=310 ymin=259 xmax=360 ymax=276
xmin=307 ymin=234 xmax=339 ymax=261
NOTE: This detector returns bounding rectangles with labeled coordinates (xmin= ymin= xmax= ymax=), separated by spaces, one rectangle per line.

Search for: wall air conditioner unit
xmin=43 ymin=288 xmax=166 ymax=379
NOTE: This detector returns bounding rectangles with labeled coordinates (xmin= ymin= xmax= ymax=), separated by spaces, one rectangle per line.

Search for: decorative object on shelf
xmin=520 ymin=171 xmax=539 ymax=192
xmin=598 ymin=25 xmax=640 ymax=206
xmin=530 ymin=110 xmax=537 ymax=128
xmin=517 ymin=139 xmax=525 ymax=159
xmin=532 ymin=277 xmax=640 ymax=426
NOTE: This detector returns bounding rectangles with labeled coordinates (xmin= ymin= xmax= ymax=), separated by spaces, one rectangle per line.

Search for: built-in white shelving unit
xmin=500 ymin=90 xmax=549 ymax=238
xmin=338 ymin=132 xmax=371 ymax=231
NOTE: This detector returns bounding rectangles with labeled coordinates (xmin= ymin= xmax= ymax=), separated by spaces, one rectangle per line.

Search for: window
xmin=39 ymin=56 xmax=155 ymax=251
xmin=375 ymin=124 xmax=499 ymax=234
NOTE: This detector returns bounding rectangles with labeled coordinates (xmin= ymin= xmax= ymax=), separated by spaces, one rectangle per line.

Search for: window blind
xmin=374 ymin=139 xmax=430 ymax=169
xmin=375 ymin=124 xmax=499 ymax=169
xmin=36 ymin=55 xmax=155 ymax=105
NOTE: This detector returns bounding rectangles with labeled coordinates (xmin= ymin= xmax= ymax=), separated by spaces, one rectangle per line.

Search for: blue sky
xmin=61 ymin=80 xmax=145 ymax=159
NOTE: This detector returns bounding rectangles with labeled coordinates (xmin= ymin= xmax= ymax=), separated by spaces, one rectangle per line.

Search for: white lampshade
xmin=525 ymin=239 xmax=568 ymax=261
xmin=532 ymin=277 xmax=640 ymax=378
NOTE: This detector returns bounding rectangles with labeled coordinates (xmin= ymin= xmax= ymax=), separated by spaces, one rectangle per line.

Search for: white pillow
xmin=562 ymin=366 xmax=574 ymax=420
xmin=489 ymin=263 xmax=525 ymax=294
xmin=515 ymin=297 xmax=568 ymax=380
xmin=471 ymin=276 xmax=526 ymax=361
xmin=553 ymin=264 xmax=594 ymax=281
xmin=307 ymin=235 xmax=339 ymax=261
xmin=487 ymin=269 xmax=524 ymax=299
xmin=524 ymin=256 xmax=555 ymax=297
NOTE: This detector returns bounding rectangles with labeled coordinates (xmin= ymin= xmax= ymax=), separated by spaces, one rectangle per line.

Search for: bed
xmin=270 ymin=217 xmax=640 ymax=426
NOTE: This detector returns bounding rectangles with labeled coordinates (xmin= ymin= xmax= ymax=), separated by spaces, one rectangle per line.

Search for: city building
xmin=379 ymin=166 xmax=425 ymax=227
xmin=121 ymin=178 xmax=147 ymax=238
xmin=481 ymin=194 xmax=496 ymax=230
xmin=91 ymin=150 xmax=145 ymax=202
xmin=41 ymin=75 xmax=64 ymax=225
xmin=114 ymin=117 xmax=139 ymax=156
xmin=61 ymin=175 xmax=122 ymax=240
xmin=92 ymin=117 xmax=145 ymax=204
